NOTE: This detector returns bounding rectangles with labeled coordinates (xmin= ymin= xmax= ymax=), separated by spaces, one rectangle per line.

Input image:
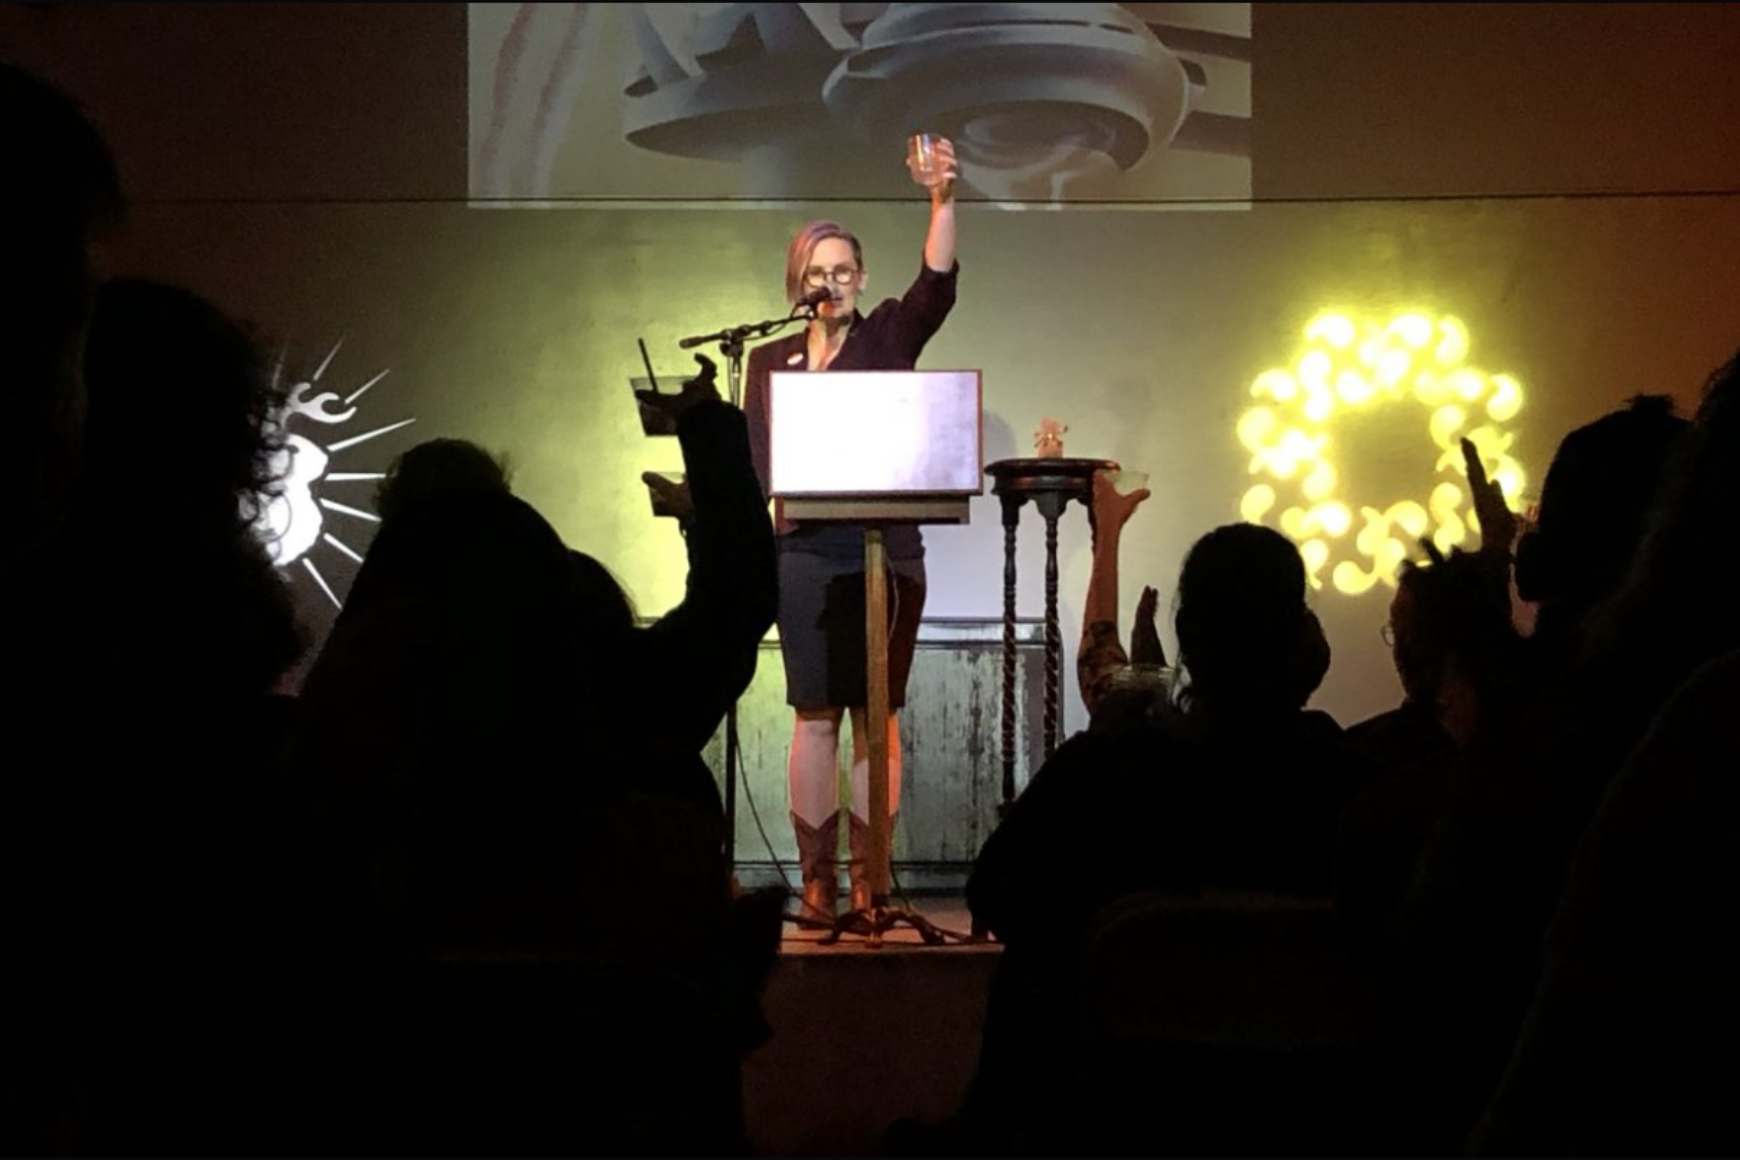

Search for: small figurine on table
xmin=1034 ymin=417 xmax=1067 ymax=458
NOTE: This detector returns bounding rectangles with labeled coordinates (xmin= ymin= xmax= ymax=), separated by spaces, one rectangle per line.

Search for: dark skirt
xmin=776 ymin=532 xmax=926 ymax=710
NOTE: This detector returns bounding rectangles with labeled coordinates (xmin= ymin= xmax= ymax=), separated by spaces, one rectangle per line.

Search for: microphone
xmin=796 ymin=285 xmax=834 ymax=311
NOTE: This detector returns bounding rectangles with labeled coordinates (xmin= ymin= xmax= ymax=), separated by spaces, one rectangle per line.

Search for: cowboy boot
xmin=847 ymin=813 xmax=878 ymax=914
xmin=791 ymin=812 xmax=839 ymax=921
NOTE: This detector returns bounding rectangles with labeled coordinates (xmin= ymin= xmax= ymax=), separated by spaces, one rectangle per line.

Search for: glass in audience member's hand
xmin=644 ymin=472 xmax=687 ymax=519
xmin=632 ymin=376 xmax=677 ymax=436
xmin=907 ymin=133 xmax=942 ymax=185
xmin=1110 ymin=469 xmax=1149 ymax=496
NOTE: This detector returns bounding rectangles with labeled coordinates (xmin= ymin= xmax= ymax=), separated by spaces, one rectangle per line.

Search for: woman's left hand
xmin=915 ymin=136 xmax=958 ymax=203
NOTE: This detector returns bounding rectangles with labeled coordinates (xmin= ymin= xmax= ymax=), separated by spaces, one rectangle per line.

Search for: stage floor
xmin=777 ymin=897 xmax=984 ymax=954
xmin=746 ymin=894 xmax=999 ymax=1156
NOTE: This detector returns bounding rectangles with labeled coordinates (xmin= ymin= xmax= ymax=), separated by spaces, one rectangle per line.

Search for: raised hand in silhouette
xmin=1131 ymin=585 xmax=1167 ymax=667
xmin=637 ymin=353 xmax=723 ymax=434
xmin=1462 ymin=435 xmax=1516 ymax=559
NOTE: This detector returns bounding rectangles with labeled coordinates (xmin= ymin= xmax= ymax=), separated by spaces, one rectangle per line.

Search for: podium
xmin=771 ymin=369 xmax=981 ymax=945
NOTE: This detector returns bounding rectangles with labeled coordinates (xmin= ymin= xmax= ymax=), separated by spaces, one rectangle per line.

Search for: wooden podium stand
xmin=772 ymin=370 xmax=980 ymax=946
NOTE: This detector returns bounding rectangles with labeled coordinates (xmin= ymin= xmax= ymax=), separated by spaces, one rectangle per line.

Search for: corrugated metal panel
xmin=703 ymin=618 xmax=1047 ymax=873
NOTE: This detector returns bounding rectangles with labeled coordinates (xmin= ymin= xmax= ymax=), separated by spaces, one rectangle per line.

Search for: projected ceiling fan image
xmin=472 ymin=2 xmax=1250 ymax=204
xmin=816 ymin=3 xmax=1250 ymax=202
xmin=250 ymin=343 xmax=414 ymax=611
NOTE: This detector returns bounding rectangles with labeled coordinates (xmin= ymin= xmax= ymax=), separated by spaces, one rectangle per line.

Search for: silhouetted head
xmin=1388 ymin=543 xmax=1518 ymax=734
xmin=84 ymin=279 xmax=282 ymax=532
xmin=1516 ymin=395 xmax=1689 ymax=637
xmin=376 ymin=439 xmax=512 ymax=524
xmin=1174 ymin=523 xmax=1319 ymax=716
xmin=2 ymin=61 xmax=124 ymax=571
xmin=1587 ymin=349 xmax=1740 ymax=683
xmin=1386 ymin=564 xmax=1433 ymax=702
xmin=82 ymin=278 xmax=302 ymax=693
xmin=1386 ymin=558 xmax=1484 ymax=705
xmin=0 ymin=60 xmax=122 ymax=247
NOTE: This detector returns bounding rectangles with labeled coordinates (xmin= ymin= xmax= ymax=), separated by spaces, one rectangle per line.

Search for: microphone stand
xmin=678 ymin=304 xmax=812 ymax=875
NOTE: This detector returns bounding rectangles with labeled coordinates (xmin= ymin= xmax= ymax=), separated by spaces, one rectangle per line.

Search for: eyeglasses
xmin=802 ymin=265 xmax=861 ymax=287
xmin=1380 ymin=624 xmax=1396 ymax=647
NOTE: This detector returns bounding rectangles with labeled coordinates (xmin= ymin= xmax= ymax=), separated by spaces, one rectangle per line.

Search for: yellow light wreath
xmin=1238 ymin=310 xmax=1527 ymax=594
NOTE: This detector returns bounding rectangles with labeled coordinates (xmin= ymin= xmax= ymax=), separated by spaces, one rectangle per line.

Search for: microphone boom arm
xmin=678 ymin=304 xmax=812 ymax=353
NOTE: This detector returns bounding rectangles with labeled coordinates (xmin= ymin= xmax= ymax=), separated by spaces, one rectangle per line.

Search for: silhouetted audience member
xmin=339 ymin=434 xmax=516 ymax=621
xmin=1347 ymin=559 xmax=1459 ymax=768
xmin=1339 ymin=440 xmax=1525 ymax=950
xmin=299 ymin=480 xmax=752 ymax=1153
xmin=1386 ymin=393 xmax=1701 ymax=1151
xmin=1465 ymin=359 xmax=1740 ymax=1154
xmin=1 ymin=61 xmax=125 ymax=1155
xmin=1469 ymin=649 xmax=1740 ymax=1156
xmin=308 ymin=483 xmax=607 ymax=946
xmin=317 ymin=427 xmax=755 ymax=952
xmin=0 ymin=60 xmax=122 ymax=590
xmin=293 ymin=360 xmax=777 ymax=1153
xmin=8 ymin=279 xmax=318 ymax=1155
xmin=83 ymin=280 xmax=304 ymax=697
xmin=375 ymin=435 xmax=512 ymax=522
xmin=1075 ymin=467 xmax=1170 ymax=731
xmin=972 ymin=524 xmax=1358 ymax=948
xmin=958 ymin=523 xmax=1369 ymax=1153
xmin=1350 ymin=436 xmax=1522 ymax=771
xmin=1338 ymin=544 xmax=1521 ymax=961
xmin=620 ymin=358 xmax=779 ymax=825
xmin=1516 ymin=393 xmax=1689 ymax=670
xmin=1557 ymin=380 xmax=1730 ymax=828
xmin=1332 ymin=542 xmax=1528 ymax=1149
xmin=352 ymin=360 xmax=776 ymax=833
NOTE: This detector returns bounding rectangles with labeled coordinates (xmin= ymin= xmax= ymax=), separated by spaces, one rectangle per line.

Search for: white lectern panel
xmin=769 ymin=370 xmax=982 ymax=497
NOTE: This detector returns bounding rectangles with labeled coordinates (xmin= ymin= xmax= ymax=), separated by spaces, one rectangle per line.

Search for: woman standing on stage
xmin=743 ymin=136 xmax=959 ymax=920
